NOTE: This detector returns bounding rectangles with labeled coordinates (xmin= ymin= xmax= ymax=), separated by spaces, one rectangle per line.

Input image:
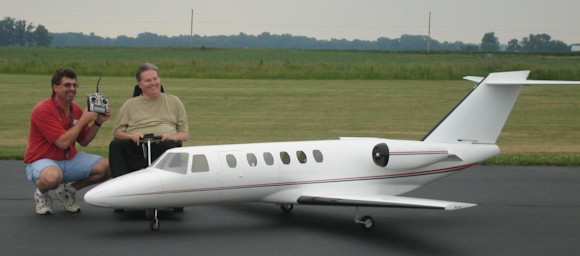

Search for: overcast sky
xmin=2 ymin=0 xmax=579 ymax=44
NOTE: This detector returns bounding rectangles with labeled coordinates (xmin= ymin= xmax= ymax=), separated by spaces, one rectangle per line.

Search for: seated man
xmin=109 ymin=63 xmax=189 ymax=177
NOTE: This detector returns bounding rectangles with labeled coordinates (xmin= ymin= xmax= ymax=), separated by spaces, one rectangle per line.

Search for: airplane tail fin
xmin=422 ymin=70 xmax=580 ymax=144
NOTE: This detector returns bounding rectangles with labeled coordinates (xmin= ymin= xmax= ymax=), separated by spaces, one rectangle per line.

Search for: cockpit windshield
xmin=152 ymin=152 xmax=188 ymax=174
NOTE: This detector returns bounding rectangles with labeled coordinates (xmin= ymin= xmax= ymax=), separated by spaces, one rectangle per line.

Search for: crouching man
xmin=24 ymin=68 xmax=111 ymax=215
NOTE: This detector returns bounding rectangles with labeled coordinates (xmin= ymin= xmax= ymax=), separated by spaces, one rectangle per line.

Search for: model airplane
xmin=85 ymin=70 xmax=580 ymax=231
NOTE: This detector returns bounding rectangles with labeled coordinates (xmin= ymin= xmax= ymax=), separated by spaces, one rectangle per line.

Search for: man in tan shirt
xmin=109 ymin=63 xmax=188 ymax=178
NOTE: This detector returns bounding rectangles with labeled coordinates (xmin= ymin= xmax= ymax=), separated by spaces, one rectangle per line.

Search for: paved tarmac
xmin=1 ymin=160 xmax=578 ymax=256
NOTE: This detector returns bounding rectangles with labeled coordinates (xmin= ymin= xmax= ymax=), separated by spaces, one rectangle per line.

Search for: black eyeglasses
xmin=58 ymin=82 xmax=79 ymax=88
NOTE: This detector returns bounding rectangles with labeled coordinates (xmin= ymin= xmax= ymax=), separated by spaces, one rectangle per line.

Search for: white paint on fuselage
xmin=85 ymin=137 xmax=499 ymax=210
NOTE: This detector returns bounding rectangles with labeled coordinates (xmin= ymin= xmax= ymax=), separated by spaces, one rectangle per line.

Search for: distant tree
xmin=481 ymin=32 xmax=499 ymax=51
xmin=115 ymin=35 xmax=134 ymax=46
xmin=506 ymin=39 xmax=521 ymax=52
xmin=13 ymin=19 xmax=28 ymax=46
xmin=136 ymin=32 xmax=169 ymax=46
xmin=13 ymin=19 xmax=37 ymax=46
xmin=546 ymin=39 xmax=570 ymax=52
xmin=441 ymin=41 xmax=468 ymax=51
xmin=25 ymin=23 xmax=35 ymax=46
xmin=33 ymin=25 xmax=52 ymax=46
xmin=0 ymin=17 xmax=16 ymax=45
xmin=376 ymin=37 xmax=399 ymax=50
xmin=398 ymin=34 xmax=429 ymax=50
xmin=522 ymin=34 xmax=550 ymax=52
xmin=460 ymin=44 xmax=480 ymax=52
xmin=0 ymin=16 xmax=53 ymax=46
xmin=521 ymin=33 xmax=570 ymax=53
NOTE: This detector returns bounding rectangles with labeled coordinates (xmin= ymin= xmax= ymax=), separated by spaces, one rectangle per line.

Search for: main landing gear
xmin=354 ymin=207 xmax=374 ymax=230
xmin=278 ymin=204 xmax=375 ymax=230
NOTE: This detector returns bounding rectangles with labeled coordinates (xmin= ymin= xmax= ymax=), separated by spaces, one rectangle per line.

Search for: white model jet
xmin=85 ymin=70 xmax=580 ymax=231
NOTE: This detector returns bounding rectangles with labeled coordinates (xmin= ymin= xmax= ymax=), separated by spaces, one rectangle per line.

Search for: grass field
xmin=1 ymin=47 xmax=579 ymax=80
xmin=1 ymin=74 xmax=579 ymax=165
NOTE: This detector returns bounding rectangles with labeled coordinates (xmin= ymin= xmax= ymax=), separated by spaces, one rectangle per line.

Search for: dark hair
xmin=51 ymin=68 xmax=77 ymax=93
xmin=135 ymin=63 xmax=159 ymax=82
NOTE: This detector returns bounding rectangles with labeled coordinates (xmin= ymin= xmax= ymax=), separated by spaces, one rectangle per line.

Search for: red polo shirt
xmin=24 ymin=95 xmax=88 ymax=163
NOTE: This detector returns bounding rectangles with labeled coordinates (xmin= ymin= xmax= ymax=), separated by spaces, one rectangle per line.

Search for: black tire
xmin=280 ymin=203 xmax=294 ymax=213
xmin=150 ymin=220 xmax=160 ymax=231
xmin=359 ymin=216 xmax=374 ymax=230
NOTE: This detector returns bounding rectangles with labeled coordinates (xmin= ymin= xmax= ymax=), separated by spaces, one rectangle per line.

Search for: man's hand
xmin=80 ymin=108 xmax=98 ymax=126
xmin=130 ymin=133 xmax=144 ymax=144
xmin=95 ymin=105 xmax=112 ymax=125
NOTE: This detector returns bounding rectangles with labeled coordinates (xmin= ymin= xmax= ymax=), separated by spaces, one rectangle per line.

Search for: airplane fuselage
xmin=85 ymin=137 xmax=499 ymax=209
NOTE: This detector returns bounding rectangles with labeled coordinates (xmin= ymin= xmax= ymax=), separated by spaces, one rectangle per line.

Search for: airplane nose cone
xmin=84 ymin=176 xmax=135 ymax=208
xmin=84 ymin=186 xmax=109 ymax=207
xmin=83 ymin=189 xmax=101 ymax=206
xmin=84 ymin=169 xmax=162 ymax=209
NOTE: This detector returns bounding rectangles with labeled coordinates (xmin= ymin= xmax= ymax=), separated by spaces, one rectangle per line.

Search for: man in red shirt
xmin=25 ymin=68 xmax=111 ymax=215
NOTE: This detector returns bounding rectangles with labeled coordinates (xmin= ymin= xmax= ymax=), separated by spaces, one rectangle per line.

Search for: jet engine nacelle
xmin=372 ymin=141 xmax=448 ymax=170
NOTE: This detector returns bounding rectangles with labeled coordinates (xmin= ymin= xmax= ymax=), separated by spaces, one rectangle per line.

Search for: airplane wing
xmin=297 ymin=194 xmax=476 ymax=210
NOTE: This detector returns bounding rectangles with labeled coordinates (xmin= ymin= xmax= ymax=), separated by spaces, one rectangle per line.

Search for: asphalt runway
xmin=1 ymin=160 xmax=578 ymax=256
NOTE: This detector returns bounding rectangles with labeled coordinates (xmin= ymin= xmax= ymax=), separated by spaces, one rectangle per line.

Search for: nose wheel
xmin=149 ymin=209 xmax=160 ymax=231
xmin=150 ymin=218 xmax=160 ymax=231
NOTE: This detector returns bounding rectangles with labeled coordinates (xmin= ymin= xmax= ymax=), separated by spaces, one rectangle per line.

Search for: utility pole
xmin=427 ymin=11 xmax=431 ymax=54
xmin=190 ymin=9 xmax=194 ymax=48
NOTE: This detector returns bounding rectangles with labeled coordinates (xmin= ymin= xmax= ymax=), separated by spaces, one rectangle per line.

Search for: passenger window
xmin=313 ymin=150 xmax=323 ymax=163
xmin=263 ymin=152 xmax=274 ymax=165
xmin=280 ymin=151 xmax=291 ymax=165
xmin=191 ymin=154 xmax=209 ymax=172
xmin=247 ymin=153 xmax=258 ymax=167
xmin=297 ymin=151 xmax=307 ymax=164
xmin=226 ymin=154 xmax=237 ymax=168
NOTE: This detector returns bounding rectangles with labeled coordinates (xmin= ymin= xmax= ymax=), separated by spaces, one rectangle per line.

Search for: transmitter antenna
xmin=96 ymin=76 xmax=102 ymax=93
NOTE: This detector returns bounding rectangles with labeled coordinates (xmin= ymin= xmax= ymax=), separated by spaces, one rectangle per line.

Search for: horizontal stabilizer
xmin=463 ymin=76 xmax=484 ymax=83
xmin=485 ymin=80 xmax=580 ymax=85
xmin=297 ymin=194 xmax=476 ymax=210
xmin=463 ymin=76 xmax=580 ymax=86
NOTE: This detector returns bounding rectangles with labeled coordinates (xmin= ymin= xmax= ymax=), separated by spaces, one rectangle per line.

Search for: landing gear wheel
xmin=148 ymin=209 xmax=160 ymax=231
xmin=354 ymin=207 xmax=374 ymax=231
xmin=280 ymin=203 xmax=294 ymax=213
xmin=150 ymin=219 xmax=160 ymax=231
xmin=359 ymin=216 xmax=374 ymax=230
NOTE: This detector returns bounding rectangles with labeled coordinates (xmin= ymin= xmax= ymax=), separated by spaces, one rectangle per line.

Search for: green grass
xmin=484 ymin=153 xmax=580 ymax=166
xmin=1 ymin=47 xmax=579 ymax=80
xmin=2 ymin=74 xmax=580 ymax=165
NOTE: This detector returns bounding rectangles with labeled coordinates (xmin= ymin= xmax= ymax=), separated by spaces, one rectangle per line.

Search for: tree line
xmin=1 ymin=16 xmax=576 ymax=53
xmin=0 ymin=17 xmax=52 ymax=46
xmin=51 ymin=32 xmax=477 ymax=51
xmin=480 ymin=32 xmax=571 ymax=53
xmin=46 ymin=31 xmax=576 ymax=53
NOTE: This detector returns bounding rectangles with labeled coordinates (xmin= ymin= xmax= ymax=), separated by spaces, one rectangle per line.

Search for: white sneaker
xmin=55 ymin=184 xmax=81 ymax=213
xmin=34 ymin=191 xmax=53 ymax=215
